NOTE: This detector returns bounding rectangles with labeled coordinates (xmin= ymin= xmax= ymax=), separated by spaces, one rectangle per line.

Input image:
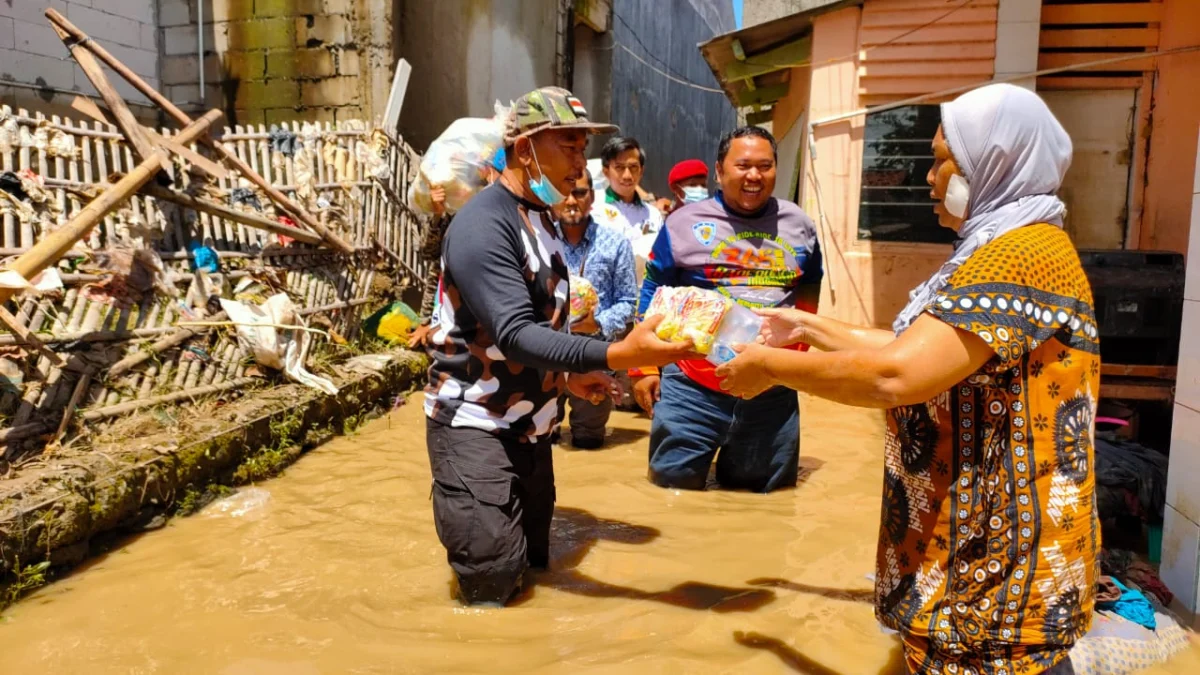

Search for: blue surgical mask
xmin=527 ymin=144 xmax=565 ymax=207
xmin=682 ymin=185 xmax=709 ymax=203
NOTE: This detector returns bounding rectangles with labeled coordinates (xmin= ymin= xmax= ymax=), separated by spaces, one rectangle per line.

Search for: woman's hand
xmin=568 ymin=371 xmax=620 ymax=405
xmin=714 ymin=343 xmax=776 ymax=399
xmin=755 ymin=307 xmax=812 ymax=348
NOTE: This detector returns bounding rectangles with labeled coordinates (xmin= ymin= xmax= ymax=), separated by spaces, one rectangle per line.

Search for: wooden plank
xmin=859 ymin=59 xmax=993 ymax=78
xmin=860 ymin=23 xmax=998 ymax=47
xmin=865 ymin=0 xmax=996 ymax=9
xmin=863 ymin=42 xmax=996 ymax=62
xmin=859 ymin=75 xmax=991 ymax=97
xmin=1041 ymin=3 xmax=1165 ymax=25
xmin=724 ymin=36 xmax=812 ymax=81
xmin=382 ymin=58 xmax=412 ymax=135
xmin=861 ymin=6 xmax=997 ymax=29
xmin=736 ymin=83 xmax=791 ymax=107
xmin=1101 ymin=364 xmax=1175 ymax=379
xmin=746 ymin=109 xmax=774 ymax=126
xmin=1039 ymin=27 xmax=1160 ymax=50
xmin=1100 ymin=381 xmax=1174 ymax=402
xmin=1036 ymin=75 xmax=1145 ymax=90
xmin=1037 ymin=52 xmax=1157 ymax=72
xmin=1125 ymin=73 xmax=1154 ymax=249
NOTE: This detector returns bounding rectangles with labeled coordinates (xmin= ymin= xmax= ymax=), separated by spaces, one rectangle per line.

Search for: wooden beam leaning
xmin=0 ymin=109 xmax=224 ymax=306
xmin=138 ymin=184 xmax=324 ymax=246
xmin=736 ymin=84 xmax=790 ymax=107
xmin=44 ymin=9 xmax=356 ymax=255
xmin=50 ymin=22 xmax=173 ymax=180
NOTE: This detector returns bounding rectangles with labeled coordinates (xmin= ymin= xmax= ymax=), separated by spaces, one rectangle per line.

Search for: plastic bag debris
xmin=345 ymin=353 xmax=394 ymax=375
xmin=203 ymin=487 xmax=271 ymax=518
xmin=361 ymin=301 xmax=420 ymax=343
xmin=0 ymin=267 xmax=63 ymax=295
xmin=355 ymin=129 xmax=391 ymax=180
xmin=408 ymin=102 xmax=508 ymax=215
xmin=219 ymin=292 xmax=338 ymax=395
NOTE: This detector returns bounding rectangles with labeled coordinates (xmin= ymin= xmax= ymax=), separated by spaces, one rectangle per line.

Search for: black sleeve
xmin=443 ymin=208 xmax=610 ymax=374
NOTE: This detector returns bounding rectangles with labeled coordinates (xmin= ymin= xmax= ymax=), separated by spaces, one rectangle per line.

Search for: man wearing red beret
xmin=657 ymin=159 xmax=711 ymax=216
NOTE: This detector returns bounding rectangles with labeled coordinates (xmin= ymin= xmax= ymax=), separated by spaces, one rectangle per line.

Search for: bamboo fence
xmin=0 ymin=104 xmax=426 ymax=456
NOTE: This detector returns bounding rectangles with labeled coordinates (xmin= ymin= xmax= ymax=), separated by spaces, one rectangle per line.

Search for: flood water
xmin=2 ymin=395 xmax=1197 ymax=674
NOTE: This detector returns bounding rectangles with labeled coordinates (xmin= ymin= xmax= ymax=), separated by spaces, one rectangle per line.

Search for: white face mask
xmin=681 ymin=185 xmax=709 ymax=203
xmin=944 ymin=173 xmax=970 ymax=218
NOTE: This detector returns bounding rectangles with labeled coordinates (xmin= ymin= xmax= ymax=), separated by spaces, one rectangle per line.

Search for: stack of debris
xmin=0 ymin=10 xmax=425 ymax=462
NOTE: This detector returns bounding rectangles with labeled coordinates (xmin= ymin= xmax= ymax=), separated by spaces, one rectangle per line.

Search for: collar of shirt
xmin=605 ymin=186 xmax=642 ymax=207
xmin=555 ymin=217 xmax=596 ymax=252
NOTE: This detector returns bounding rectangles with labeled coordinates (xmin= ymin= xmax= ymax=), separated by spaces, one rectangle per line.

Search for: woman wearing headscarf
xmin=716 ymin=84 xmax=1098 ymax=674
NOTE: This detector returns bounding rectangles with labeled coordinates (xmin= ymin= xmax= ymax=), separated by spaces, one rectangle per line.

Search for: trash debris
xmin=202 ymin=487 xmax=271 ymax=518
xmin=219 ymin=293 xmax=339 ymax=395
xmin=268 ymin=125 xmax=298 ymax=157
xmin=228 ymin=186 xmax=263 ymax=211
xmin=0 ymin=267 xmax=63 ymax=295
xmin=346 ymin=354 xmax=394 ymax=375
xmin=361 ymin=301 xmax=420 ymax=343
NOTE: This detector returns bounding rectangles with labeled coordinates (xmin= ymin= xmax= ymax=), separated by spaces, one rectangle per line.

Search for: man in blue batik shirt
xmin=552 ymin=172 xmax=637 ymax=449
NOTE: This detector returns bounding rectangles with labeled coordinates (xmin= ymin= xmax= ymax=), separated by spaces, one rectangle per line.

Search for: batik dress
xmin=876 ymin=224 xmax=1101 ymax=675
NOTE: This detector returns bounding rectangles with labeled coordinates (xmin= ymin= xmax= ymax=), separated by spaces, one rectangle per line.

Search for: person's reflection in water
xmin=508 ymin=506 xmax=775 ymax=612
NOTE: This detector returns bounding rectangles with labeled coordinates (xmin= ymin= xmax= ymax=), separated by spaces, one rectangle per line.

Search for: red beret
xmin=667 ymin=159 xmax=708 ymax=187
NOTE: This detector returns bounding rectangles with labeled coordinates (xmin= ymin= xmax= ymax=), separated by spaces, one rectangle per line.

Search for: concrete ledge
xmin=0 ymin=350 xmax=427 ymax=592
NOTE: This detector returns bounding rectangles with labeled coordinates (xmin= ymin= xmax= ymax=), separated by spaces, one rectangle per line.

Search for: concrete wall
xmin=0 ymin=0 xmax=160 ymax=119
xmin=395 ymin=0 xmax=562 ymax=151
xmin=743 ymin=0 xmax=838 ymax=28
xmin=1161 ymin=127 xmax=1200 ymax=619
xmin=157 ymin=0 xmax=397 ymax=127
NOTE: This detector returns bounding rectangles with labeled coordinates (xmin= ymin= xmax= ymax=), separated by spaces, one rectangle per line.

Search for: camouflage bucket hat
xmin=503 ymin=87 xmax=619 ymax=145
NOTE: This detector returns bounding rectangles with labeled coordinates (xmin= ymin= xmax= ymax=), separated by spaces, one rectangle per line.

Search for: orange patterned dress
xmin=876 ymin=224 xmax=1100 ymax=674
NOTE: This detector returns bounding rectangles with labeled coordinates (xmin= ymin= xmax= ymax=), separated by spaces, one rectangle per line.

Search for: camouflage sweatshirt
xmin=424 ymin=183 xmax=610 ymax=441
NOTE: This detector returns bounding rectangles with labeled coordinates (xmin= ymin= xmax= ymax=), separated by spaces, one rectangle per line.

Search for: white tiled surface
xmin=1167 ymin=402 xmax=1200 ymax=522
xmin=1162 ymin=504 xmax=1200 ymax=613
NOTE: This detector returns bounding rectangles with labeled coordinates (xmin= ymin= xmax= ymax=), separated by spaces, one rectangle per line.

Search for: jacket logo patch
xmin=693 ymin=221 xmax=717 ymax=247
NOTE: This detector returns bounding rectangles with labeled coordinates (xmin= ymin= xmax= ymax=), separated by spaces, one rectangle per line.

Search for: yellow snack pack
xmin=644 ymin=286 xmax=732 ymax=354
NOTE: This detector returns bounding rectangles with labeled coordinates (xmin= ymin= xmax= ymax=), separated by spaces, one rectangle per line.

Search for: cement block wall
xmin=158 ymin=0 xmax=397 ymax=127
xmin=1161 ymin=127 xmax=1200 ymax=618
xmin=0 ymin=0 xmax=160 ymax=120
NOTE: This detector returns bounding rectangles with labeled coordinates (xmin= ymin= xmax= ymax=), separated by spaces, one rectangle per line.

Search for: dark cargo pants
xmin=425 ymin=418 xmax=555 ymax=606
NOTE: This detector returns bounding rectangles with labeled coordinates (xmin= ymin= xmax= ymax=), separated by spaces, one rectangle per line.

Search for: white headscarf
xmin=892 ymin=83 xmax=1073 ymax=334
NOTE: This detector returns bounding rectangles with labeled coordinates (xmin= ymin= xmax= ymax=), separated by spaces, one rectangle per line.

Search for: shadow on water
xmin=602 ymin=426 xmax=650 ymax=446
xmin=511 ymin=506 xmax=775 ymax=612
xmin=733 ymin=631 xmax=907 ymax=675
xmin=745 ymin=577 xmax=874 ymax=604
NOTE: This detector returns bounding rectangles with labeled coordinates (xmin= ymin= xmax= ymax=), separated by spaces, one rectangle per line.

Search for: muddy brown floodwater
xmin=3 ymin=395 xmax=1198 ymax=674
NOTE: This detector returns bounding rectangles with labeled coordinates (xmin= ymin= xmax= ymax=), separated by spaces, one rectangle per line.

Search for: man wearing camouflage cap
xmin=423 ymin=87 xmax=695 ymax=606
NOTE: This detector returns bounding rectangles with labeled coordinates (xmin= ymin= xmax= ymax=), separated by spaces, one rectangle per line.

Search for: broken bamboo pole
xmin=138 ymin=184 xmax=324 ymax=246
xmin=79 ymin=377 xmax=259 ymax=422
xmin=44 ymin=9 xmax=356 ymax=256
xmin=50 ymin=21 xmax=172 ymax=180
xmin=106 ymin=310 xmax=228 ymax=379
xmin=0 ymin=109 xmax=224 ymax=306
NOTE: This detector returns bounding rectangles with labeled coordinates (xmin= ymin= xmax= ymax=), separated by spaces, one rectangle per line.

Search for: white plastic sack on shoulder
xmin=411 ymin=114 xmax=505 ymax=215
xmin=218 ymin=293 xmax=338 ymax=395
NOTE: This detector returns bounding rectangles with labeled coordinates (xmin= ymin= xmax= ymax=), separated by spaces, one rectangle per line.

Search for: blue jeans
xmin=648 ymin=364 xmax=799 ymax=492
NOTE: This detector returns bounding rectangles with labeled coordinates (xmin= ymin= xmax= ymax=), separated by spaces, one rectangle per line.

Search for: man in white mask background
xmin=657 ymin=159 xmax=711 ymax=217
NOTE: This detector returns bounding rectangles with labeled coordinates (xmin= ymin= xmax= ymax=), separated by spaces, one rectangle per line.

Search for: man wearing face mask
xmin=629 ymin=126 xmax=823 ymax=493
xmin=425 ymin=87 xmax=696 ymax=607
xmin=659 ymin=159 xmax=711 ymax=216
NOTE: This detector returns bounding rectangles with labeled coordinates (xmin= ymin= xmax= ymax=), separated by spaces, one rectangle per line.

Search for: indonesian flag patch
xmin=567 ymin=96 xmax=588 ymax=117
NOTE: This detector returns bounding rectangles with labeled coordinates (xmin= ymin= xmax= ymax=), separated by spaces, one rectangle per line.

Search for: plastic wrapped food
xmin=409 ymin=102 xmax=509 ymax=215
xmin=569 ymin=275 xmax=598 ymax=320
xmin=644 ymin=286 xmax=733 ymax=354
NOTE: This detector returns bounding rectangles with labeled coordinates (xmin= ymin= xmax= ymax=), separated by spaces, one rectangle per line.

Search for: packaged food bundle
xmin=409 ymin=102 xmax=509 ymax=215
xmin=644 ymin=286 xmax=733 ymax=354
xmin=569 ymin=275 xmax=598 ymax=319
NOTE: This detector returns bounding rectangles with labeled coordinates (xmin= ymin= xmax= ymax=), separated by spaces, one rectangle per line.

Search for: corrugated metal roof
xmin=698 ymin=0 xmax=862 ymax=109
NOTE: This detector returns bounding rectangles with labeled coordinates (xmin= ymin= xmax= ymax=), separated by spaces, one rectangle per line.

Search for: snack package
xmin=569 ymin=275 xmax=598 ymax=320
xmin=643 ymin=286 xmax=733 ymax=355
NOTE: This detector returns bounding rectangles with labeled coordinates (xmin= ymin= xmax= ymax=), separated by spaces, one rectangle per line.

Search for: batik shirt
xmin=876 ymin=224 xmax=1100 ymax=675
xmin=591 ymin=187 xmax=664 ymax=242
xmin=425 ymin=184 xmax=610 ymax=442
xmin=556 ymin=218 xmax=637 ymax=340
